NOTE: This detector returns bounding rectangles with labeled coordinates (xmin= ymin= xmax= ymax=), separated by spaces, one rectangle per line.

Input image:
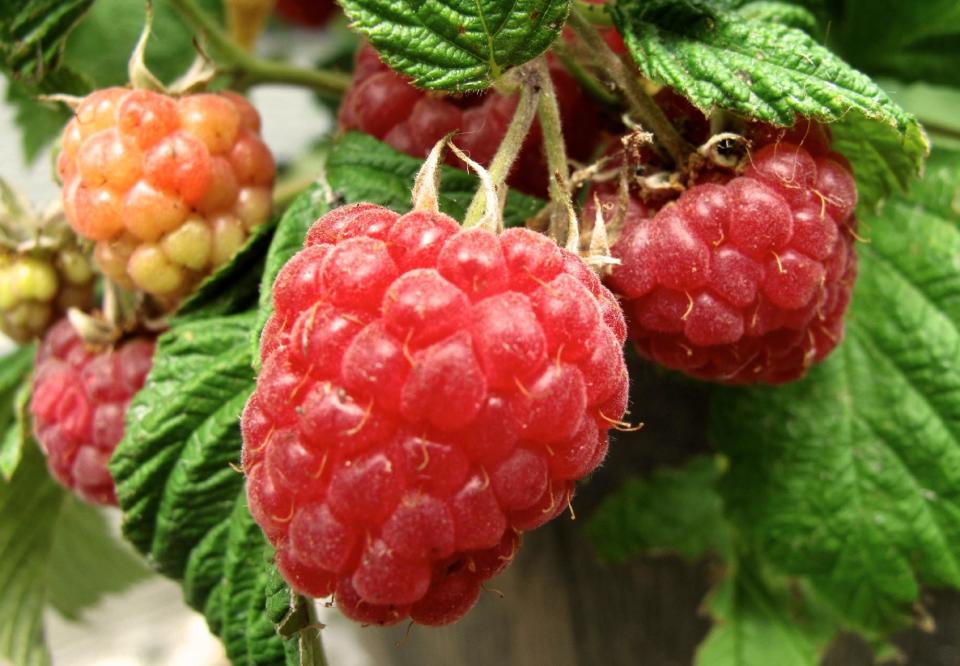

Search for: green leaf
xmin=111 ymin=312 xmax=255 ymax=576
xmin=711 ymin=146 xmax=960 ymax=630
xmin=4 ymin=81 xmax=72 ymax=163
xmin=831 ymin=111 xmax=930 ymax=215
xmin=110 ymin=311 xmax=302 ymax=664
xmin=589 ymin=457 xmax=731 ymax=562
xmin=62 ymin=0 xmax=223 ymax=89
xmin=252 ymin=185 xmax=330 ymax=369
xmin=338 ymin=0 xmax=570 ymax=91
xmin=610 ymin=0 xmax=928 ymax=205
xmin=696 ymin=557 xmax=838 ymax=666
xmin=0 ymin=443 xmax=62 ymax=666
xmin=46 ymin=498 xmax=152 ymax=620
xmin=0 ymin=0 xmax=93 ymax=88
xmin=832 ymin=0 xmax=960 ymax=88
xmin=0 ymin=346 xmax=35 ymax=479
xmin=880 ymin=80 xmax=960 ymax=147
xmin=736 ymin=1 xmax=821 ymax=37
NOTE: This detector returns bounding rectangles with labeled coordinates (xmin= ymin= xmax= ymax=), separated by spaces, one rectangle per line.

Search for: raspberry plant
xmin=0 ymin=0 xmax=956 ymax=665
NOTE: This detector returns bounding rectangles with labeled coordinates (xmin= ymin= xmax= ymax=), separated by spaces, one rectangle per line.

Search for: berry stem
xmin=169 ymin=0 xmax=351 ymax=95
xmin=533 ymin=57 xmax=578 ymax=248
xmin=567 ymin=6 xmax=693 ymax=167
xmin=462 ymin=68 xmax=541 ymax=227
xmin=573 ymin=0 xmax=615 ymax=27
xmin=550 ymin=41 xmax=619 ymax=108
xmin=300 ymin=599 xmax=329 ymax=666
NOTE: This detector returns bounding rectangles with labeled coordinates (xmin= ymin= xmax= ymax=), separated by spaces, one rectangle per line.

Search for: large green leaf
xmin=110 ymin=311 xmax=306 ymax=664
xmin=0 ymin=0 xmax=92 ymax=88
xmin=0 ymin=442 xmax=150 ymax=665
xmin=339 ymin=0 xmax=570 ymax=91
xmin=0 ymin=443 xmax=62 ymax=666
xmin=610 ymin=0 xmax=928 ymax=207
xmin=46 ymin=498 xmax=152 ymax=620
xmin=711 ymin=146 xmax=960 ymax=631
xmin=832 ymin=0 xmax=960 ymax=88
xmin=0 ymin=346 xmax=34 ymax=479
xmin=589 ymin=457 xmax=731 ymax=562
xmin=696 ymin=557 xmax=838 ymax=666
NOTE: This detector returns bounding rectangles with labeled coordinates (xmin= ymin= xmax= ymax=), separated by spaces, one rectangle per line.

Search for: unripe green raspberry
xmin=0 ymin=249 xmax=95 ymax=343
xmin=13 ymin=258 xmax=58 ymax=301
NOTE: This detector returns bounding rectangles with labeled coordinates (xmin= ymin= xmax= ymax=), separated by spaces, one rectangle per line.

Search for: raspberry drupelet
xmin=244 ymin=203 xmax=629 ymax=626
xmin=30 ymin=318 xmax=155 ymax=505
xmin=606 ymin=119 xmax=858 ymax=384
xmin=58 ymin=89 xmax=275 ymax=301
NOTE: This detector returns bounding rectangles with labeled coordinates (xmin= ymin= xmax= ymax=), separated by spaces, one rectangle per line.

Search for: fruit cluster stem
xmin=169 ymin=0 xmax=351 ymax=95
xmin=301 ymin=599 xmax=329 ymax=666
xmin=533 ymin=57 xmax=577 ymax=247
xmin=463 ymin=68 xmax=542 ymax=226
xmin=551 ymin=41 xmax=619 ymax=108
xmin=567 ymin=6 xmax=693 ymax=168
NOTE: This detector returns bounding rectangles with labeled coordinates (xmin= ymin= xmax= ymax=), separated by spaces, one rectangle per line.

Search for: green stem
xmin=462 ymin=70 xmax=541 ymax=226
xmin=169 ymin=0 xmax=351 ymax=95
xmin=551 ymin=41 xmax=619 ymax=108
xmin=533 ymin=57 xmax=576 ymax=245
xmin=567 ymin=6 xmax=692 ymax=167
xmin=573 ymin=0 xmax=615 ymax=26
xmin=300 ymin=598 xmax=329 ymax=666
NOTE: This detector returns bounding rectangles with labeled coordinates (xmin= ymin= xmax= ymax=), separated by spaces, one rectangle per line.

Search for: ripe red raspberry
xmin=606 ymin=121 xmax=858 ymax=384
xmin=30 ymin=319 xmax=155 ymax=505
xmin=0 ymin=248 xmax=94 ymax=343
xmin=58 ymin=88 xmax=275 ymax=301
xmin=339 ymin=44 xmax=602 ymax=198
xmin=244 ymin=204 xmax=628 ymax=625
xmin=275 ymin=0 xmax=337 ymax=26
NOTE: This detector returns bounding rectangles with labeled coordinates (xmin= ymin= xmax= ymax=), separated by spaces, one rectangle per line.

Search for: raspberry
xmin=244 ymin=204 xmax=628 ymax=625
xmin=339 ymin=44 xmax=602 ymax=197
xmin=30 ymin=318 xmax=155 ymax=505
xmin=275 ymin=0 xmax=337 ymax=26
xmin=0 ymin=248 xmax=95 ymax=343
xmin=606 ymin=121 xmax=858 ymax=384
xmin=58 ymin=89 xmax=275 ymax=300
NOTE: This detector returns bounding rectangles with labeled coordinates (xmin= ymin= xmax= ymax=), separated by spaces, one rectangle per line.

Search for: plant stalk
xmin=551 ymin=41 xmax=619 ymax=108
xmin=533 ymin=57 xmax=577 ymax=246
xmin=169 ymin=0 xmax=351 ymax=95
xmin=567 ymin=6 xmax=693 ymax=167
xmin=462 ymin=69 xmax=542 ymax=226
xmin=300 ymin=599 xmax=329 ymax=666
